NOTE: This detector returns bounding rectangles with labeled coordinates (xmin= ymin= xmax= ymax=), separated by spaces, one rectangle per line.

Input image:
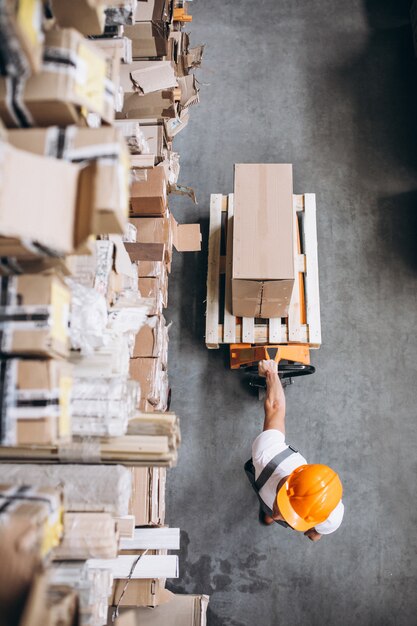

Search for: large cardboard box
xmin=8 ymin=127 xmax=130 ymax=235
xmin=130 ymin=166 xmax=167 ymax=217
xmin=110 ymin=579 xmax=173 ymax=608
xmin=120 ymin=594 xmax=209 ymax=626
xmin=51 ymin=0 xmax=106 ymax=35
xmin=232 ymin=164 xmax=295 ymax=318
xmin=0 ymin=28 xmax=113 ymax=127
xmin=0 ymin=141 xmax=79 ymax=257
xmin=124 ymin=23 xmax=169 ymax=58
xmin=0 ymin=273 xmax=71 ymax=359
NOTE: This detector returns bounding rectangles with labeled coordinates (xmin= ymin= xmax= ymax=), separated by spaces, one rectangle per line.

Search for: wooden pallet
xmin=205 ymin=193 xmax=321 ymax=349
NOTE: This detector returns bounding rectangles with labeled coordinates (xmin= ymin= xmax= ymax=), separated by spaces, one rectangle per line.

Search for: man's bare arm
xmin=304 ymin=529 xmax=322 ymax=542
xmin=258 ymin=360 xmax=286 ymax=434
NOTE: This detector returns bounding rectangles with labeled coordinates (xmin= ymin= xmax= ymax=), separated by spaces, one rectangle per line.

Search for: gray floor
xmin=165 ymin=1 xmax=417 ymax=624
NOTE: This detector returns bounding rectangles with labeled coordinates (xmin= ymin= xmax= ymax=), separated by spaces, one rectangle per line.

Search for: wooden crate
xmin=205 ymin=193 xmax=321 ymax=349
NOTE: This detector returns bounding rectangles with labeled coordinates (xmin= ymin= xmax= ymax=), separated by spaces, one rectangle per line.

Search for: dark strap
xmin=254 ymin=446 xmax=297 ymax=491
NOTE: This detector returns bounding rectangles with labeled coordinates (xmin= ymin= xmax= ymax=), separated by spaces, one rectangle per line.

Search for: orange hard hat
xmin=277 ymin=464 xmax=343 ymax=532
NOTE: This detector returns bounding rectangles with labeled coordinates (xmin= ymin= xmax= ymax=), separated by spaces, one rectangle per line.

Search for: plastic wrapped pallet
xmin=0 ymin=464 xmax=132 ymax=516
xmin=71 ymin=377 xmax=139 ymax=437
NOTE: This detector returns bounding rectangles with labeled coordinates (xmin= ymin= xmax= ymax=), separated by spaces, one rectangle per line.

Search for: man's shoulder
xmin=252 ymin=429 xmax=287 ymax=463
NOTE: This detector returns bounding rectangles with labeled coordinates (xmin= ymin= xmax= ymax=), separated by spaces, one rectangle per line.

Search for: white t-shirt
xmin=252 ymin=429 xmax=344 ymax=535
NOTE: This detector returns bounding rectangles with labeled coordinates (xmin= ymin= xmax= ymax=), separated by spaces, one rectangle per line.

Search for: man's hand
xmin=304 ymin=529 xmax=322 ymax=542
xmin=258 ymin=359 xmax=278 ymax=378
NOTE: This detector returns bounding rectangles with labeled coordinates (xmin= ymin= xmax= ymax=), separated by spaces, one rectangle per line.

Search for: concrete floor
xmin=165 ymin=1 xmax=417 ymax=624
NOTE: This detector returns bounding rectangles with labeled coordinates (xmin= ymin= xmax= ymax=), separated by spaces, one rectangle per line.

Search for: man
xmin=245 ymin=360 xmax=344 ymax=541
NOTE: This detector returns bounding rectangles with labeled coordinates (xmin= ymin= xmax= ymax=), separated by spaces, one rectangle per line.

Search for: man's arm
xmin=258 ymin=360 xmax=286 ymax=434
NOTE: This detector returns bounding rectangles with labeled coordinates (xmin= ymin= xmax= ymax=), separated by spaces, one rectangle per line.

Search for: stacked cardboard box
xmin=0 ymin=3 xmax=208 ymax=624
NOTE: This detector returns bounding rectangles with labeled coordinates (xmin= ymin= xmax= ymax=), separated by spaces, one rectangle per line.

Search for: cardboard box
xmin=232 ymin=164 xmax=295 ymax=318
xmin=124 ymin=22 xmax=169 ymax=58
xmin=130 ymin=166 xmax=167 ymax=217
xmin=110 ymin=579 xmax=173 ymax=608
xmin=120 ymin=61 xmax=177 ymax=95
xmin=8 ymin=127 xmax=130 ymax=235
xmin=129 ymin=357 xmax=168 ymax=412
xmin=11 ymin=359 xmax=72 ymax=446
xmin=130 ymin=214 xmax=201 ymax=266
xmin=51 ymin=0 xmax=105 ymax=35
xmin=138 ymin=277 xmax=166 ymax=315
xmin=0 ymin=140 xmax=79 ymax=257
xmin=118 ymin=90 xmax=177 ymax=121
xmin=128 ymin=467 xmax=166 ymax=526
xmin=0 ymin=273 xmax=71 ymax=359
xmin=139 ymin=123 xmax=168 ymax=162
xmin=123 ymin=594 xmax=210 ymax=626
xmin=0 ymin=0 xmax=44 ymax=76
xmin=133 ymin=316 xmax=168 ymax=364
xmin=0 ymin=484 xmax=63 ymax=557
xmin=0 ymin=28 xmax=113 ymax=127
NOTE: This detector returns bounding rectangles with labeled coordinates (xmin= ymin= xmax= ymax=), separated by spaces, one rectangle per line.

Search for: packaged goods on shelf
xmin=0 ymin=434 xmax=175 ymax=466
xmin=129 ymin=357 xmax=169 ymax=413
xmin=232 ymin=164 xmax=295 ymax=318
xmin=0 ymin=484 xmax=63 ymax=559
xmin=129 ymin=466 xmax=166 ymax=525
xmin=93 ymin=36 xmax=132 ymax=65
xmin=130 ymin=165 xmax=167 ymax=217
xmin=138 ymin=276 xmax=167 ymax=315
xmin=0 ymin=0 xmax=44 ymax=77
xmin=0 ymin=141 xmax=80 ymax=259
xmin=137 ymin=122 xmax=168 ymax=163
xmin=133 ymin=315 xmax=169 ymax=364
xmin=118 ymin=66 xmax=177 ymax=120
xmin=0 ymin=273 xmax=71 ymax=359
xmin=0 ymin=28 xmax=115 ymax=127
xmin=71 ymin=336 xmax=130 ymax=378
xmin=110 ymin=577 xmax=173 ymax=608
xmin=18 ymin=573 xmax=80 ymax=626
xmin=130 ymin=213 xmax=201 ymax=268
xmin=8 ymin=126 xmax=131 ymax=235
xmin=0 ymin=358 xmax=72 ymax=446
xmin=0 ymin=464 xmax=132 ymax=516
xmin=50 ymin=0 xmax=107 ymax=35
xmin=127 ymin=413 xmax=180 ymax=450
xmin=117 ymin=594 xmax=210 ymax=626
xmin=115 ymin=120 xmax=152 ymax=158
xmin=50 ymin=561 xmax=113 ymax=626
xmin=168 ymin=31 xmax=204 ymax=76
xmin=105 ymin=0 xmax=138 ymax=27
xmin=68 ymin=281 xmax=108 ymax=354
xmin=53 ymin=512 xmax=119 ymax=560
xmin=71 ymin=377 xmax=139 ymax=437
xmin=126 ymin=0 xmax=173 ymax=58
